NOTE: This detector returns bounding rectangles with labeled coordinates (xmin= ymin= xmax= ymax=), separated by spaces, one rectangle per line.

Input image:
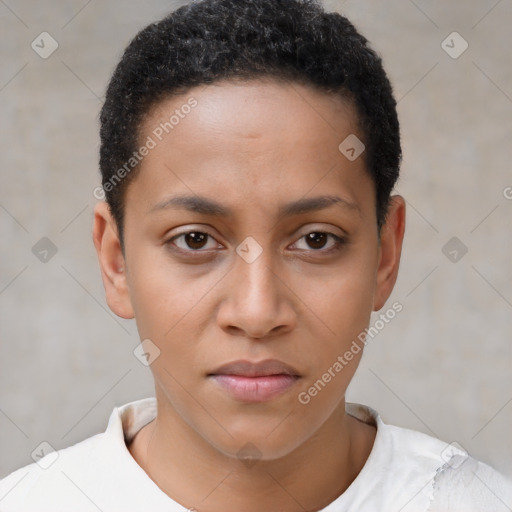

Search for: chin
xmin=204 ymin=418 xmax=309 ymax=463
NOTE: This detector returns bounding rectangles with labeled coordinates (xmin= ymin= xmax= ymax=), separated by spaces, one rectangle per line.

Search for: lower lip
xmin=210 ymin=374 xmax=299 ymax=402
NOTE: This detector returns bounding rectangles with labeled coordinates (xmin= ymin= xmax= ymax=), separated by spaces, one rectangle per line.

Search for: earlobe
xmin=92 ymin=202 xmax=135 ymax=319
xmin=373 ymin=195 xmax=406 ymax=311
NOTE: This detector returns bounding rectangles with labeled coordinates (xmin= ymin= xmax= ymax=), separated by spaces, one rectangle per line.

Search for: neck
xmin=128 ymin=395 xmax=376 ymax=512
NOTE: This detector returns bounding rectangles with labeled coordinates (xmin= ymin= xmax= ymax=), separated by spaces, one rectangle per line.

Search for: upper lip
xmin=208 ymin=359 xmax=301 ymax=377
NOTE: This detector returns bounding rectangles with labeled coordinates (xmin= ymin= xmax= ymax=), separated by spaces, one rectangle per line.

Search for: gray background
xmin=1 ymin=0 xmax=511 ymax=480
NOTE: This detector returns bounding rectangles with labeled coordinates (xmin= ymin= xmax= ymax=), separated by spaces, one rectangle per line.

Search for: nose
xmin=216 ymin=247 xmax=297 ymax=340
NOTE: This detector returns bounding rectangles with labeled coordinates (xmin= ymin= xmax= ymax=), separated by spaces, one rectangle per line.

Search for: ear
xmin=373 ymin=195 xmax=406 ymax=311
xmin=92 ymin=202 xmax=134 ymax=319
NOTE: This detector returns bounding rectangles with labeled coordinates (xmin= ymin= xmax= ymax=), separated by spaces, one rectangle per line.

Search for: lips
xmin=209 ymin=359 xmax=300 ymax=378
xmin=208 ymin=359 xmax=301 ymax=403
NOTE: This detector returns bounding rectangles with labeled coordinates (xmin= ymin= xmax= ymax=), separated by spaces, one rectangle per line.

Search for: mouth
xmin=207 ymin=359 xmax=301 ymax=403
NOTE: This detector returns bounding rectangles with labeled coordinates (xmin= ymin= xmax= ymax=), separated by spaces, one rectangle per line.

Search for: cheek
xmin=292 ymin=274 xmax=372 ymax=433
xmin=293 ymin=247 xmax=378 ymax=391
xmin=126 ymin=248 xmax=213 ymax=339
xmin=301 ymin=254 xmax=377 ymax=337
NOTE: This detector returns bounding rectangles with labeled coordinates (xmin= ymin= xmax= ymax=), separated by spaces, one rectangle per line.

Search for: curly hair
xmin=99 ymin=0 xmax=401 ymax=247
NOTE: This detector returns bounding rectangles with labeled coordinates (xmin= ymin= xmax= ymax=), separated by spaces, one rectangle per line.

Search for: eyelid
xmin=294 ymin=223 xmax=347 ymax=240
xmin=166 ymin=224 xmax=219 ymax=240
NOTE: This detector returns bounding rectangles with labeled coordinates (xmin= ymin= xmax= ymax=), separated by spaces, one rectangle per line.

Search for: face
xmin=94 ymin=78 xmax=404 ymax=461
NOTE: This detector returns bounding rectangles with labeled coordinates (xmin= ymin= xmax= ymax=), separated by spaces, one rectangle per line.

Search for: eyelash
xmin=165 ymin=230 xmax=346 ymax=256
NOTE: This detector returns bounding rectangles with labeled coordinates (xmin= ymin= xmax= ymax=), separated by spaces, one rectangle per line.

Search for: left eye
xmin=291 ymin=232 xmax=345 ymax=251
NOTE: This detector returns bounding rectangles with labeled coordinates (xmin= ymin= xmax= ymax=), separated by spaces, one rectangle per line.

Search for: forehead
xmin=142 ymin=78 xmax=360 ymax=147
xmin=128 ymin=78 xmax=373 ymax=220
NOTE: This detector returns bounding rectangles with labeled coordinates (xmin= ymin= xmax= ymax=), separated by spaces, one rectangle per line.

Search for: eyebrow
xmin=150 ymin=194 xmax=360 ymax=217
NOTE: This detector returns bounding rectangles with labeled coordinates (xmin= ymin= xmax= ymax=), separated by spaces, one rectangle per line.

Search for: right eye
xmin=166 ymin=231 xmax=222 ymax=252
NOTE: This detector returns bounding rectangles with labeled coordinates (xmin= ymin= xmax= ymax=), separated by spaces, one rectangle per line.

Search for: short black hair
xmin=99 ymin=0 xmax=401 ymax=247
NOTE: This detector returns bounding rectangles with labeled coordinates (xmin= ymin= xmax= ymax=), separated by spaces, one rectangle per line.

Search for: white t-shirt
xmin=0 ymin=397 xmax=511 ymax=511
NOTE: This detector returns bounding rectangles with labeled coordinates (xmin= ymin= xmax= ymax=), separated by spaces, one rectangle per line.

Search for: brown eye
xmin=305 ymin=232 xmax=329 ymax=249
xmin=290 ymin=231 xmax=346 ymax=253
xmin=169 ymin=231 xmax=219 ymax=251
xmin=183 ymin=232 xmax=208 ymax=249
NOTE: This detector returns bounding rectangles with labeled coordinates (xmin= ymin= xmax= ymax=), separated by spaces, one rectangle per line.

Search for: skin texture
xmin=93 ymin=78 xmax=405 ymax=512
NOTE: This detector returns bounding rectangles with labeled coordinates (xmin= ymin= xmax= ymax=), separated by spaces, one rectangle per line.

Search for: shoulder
xmin=348 ymin=403 xmax=465 ymax=480
xmin=380 ymin=422 xmax=512 ymax=510
xmin=382 ymin=420 xmax=512 ymax=510
xmin=429 ymin=453 xmax=512 ymax=511
xmin=345 ymin=404 xmax=512 ymax=511
xmin=0 ymin=431 xmax=107 ymax=512
xmin=0 ymin=398 xmax=161 ymax=512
